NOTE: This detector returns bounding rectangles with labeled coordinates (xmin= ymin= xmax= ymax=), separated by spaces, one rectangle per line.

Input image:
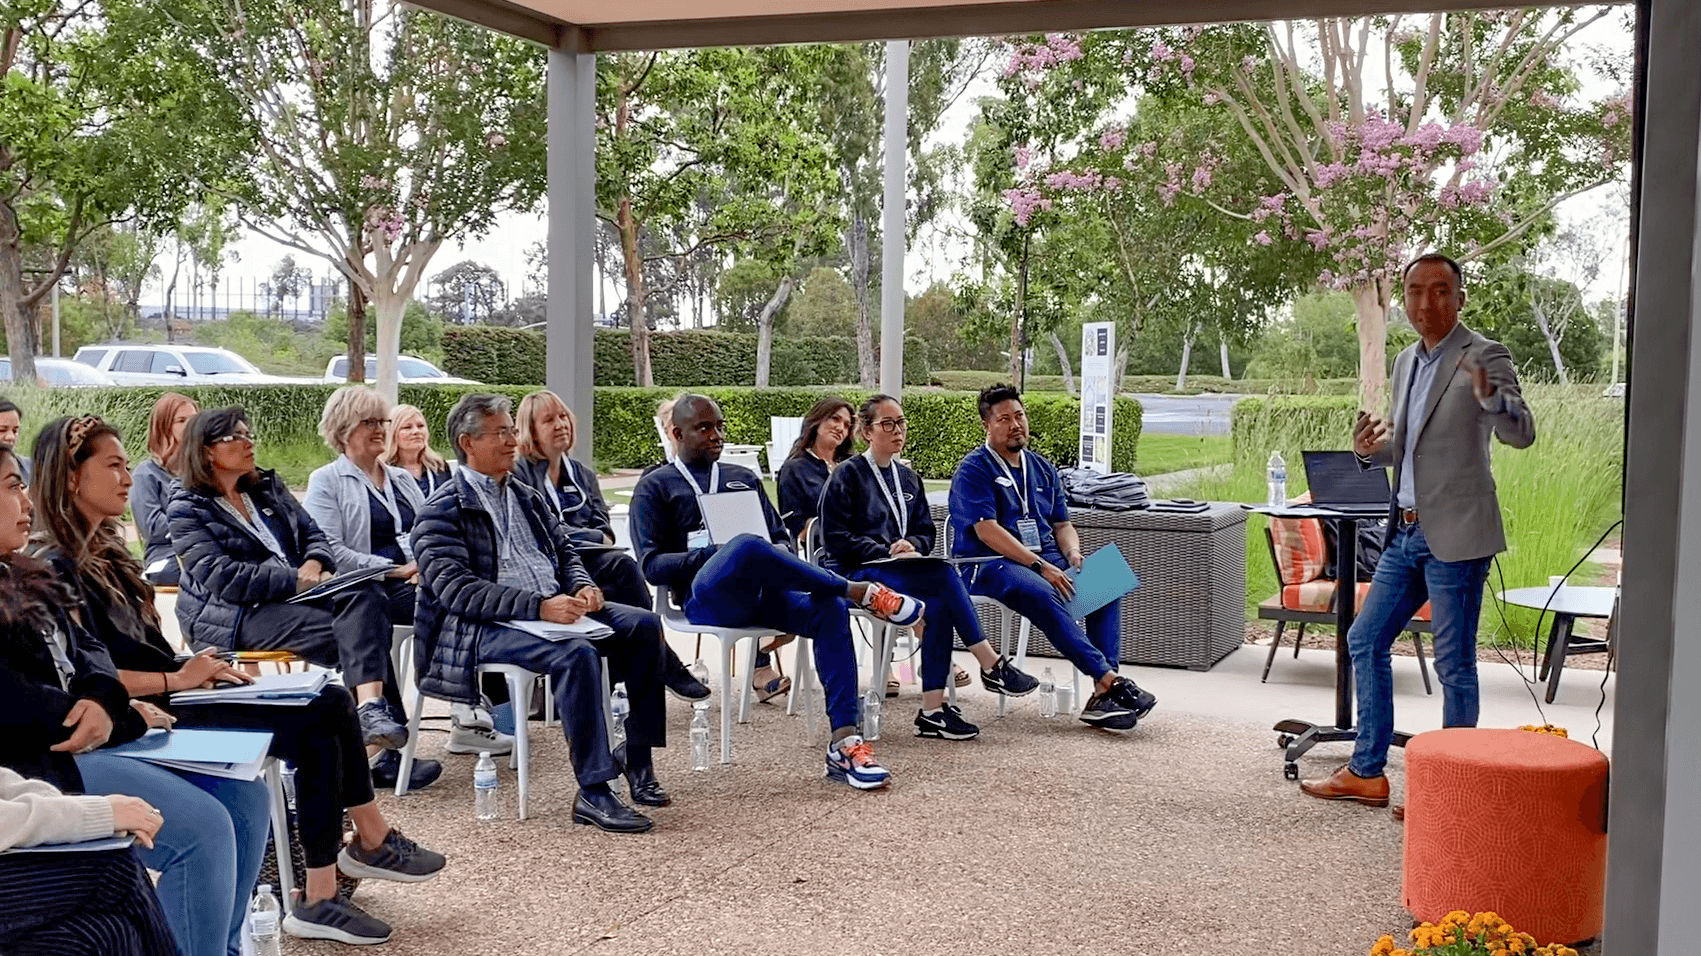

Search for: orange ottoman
xmin=1401 ymin=728 xmax=1608 ymax=946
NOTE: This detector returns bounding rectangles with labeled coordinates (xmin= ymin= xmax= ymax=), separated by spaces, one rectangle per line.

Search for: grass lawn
xmin=1134 ymin=433 xmax=1233 ymax=476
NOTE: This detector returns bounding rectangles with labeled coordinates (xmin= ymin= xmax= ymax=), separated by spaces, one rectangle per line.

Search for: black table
xmin=1246 ymin=505 xmax=1412 ymax=780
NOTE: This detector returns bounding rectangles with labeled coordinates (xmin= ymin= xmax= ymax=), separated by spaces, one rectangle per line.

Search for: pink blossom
xmin=1456 ymin=158 xmax=1477 ymax=173
xmin=1004 ymin=186 xmax=1053 ymax=226
xmin=1441 ymin=124 xmax=1484 ymax=155
xmin=1098 ymin=125 xmax=1127 ymax=151
xmin=1150 ymin=40 xmax=1173 ymax=62
xmin=1139 ymin=141 xmax=1158 ymax=160
xmin=1014 ymin=145 xmax=1034 ymax=170
xmin=1530 ymin=90 xmax=1561 ymax=109
xmin=1603 ymin=110 xmax=1622 ymax=128
xmin=1241 ymin=55 xmax=1258 ymax=72
xmin=1400 ymin=122 xmax=1446 ymax=151
xmin=1179 ymin=55 xmax=1195 ymax=77
xmin=1044 ymin=169 xmax=1103 ymax=192
xmin=1158 ymin=183 xmax=1181 ymax=206
xmin=1191 ymin=165 xmax=1213 ymax=192
xmin=1254 ymin=231 xmax=1273 ymax=246
xmin=1202 ymin=92 xmax=1220 ymax=106
xmin=1360 ymin=116 xmax=1403 ymax=151
xmin=360 ymin=174 xmax=391 ymax=191
xmin=1102 ymin=177 xmax=1122 ymax=192
xmin=1305 ymin=230 xmax=1331 ymax=251
xmin=1045 ymin=33 xmax=1084 ymax=61
xmin=1313 ymin=162 xmax=1350 ymax=188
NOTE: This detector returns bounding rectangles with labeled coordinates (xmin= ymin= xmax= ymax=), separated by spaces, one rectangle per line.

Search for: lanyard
xmin=362 ymin=468 xmax=413 ymax=561
xmin=985 ymin=445 xmax=1032 ymax=519
xmin=550 ymin=461 xmax=586 ymax=519
xmin=218 ymin=493 xmax=289 ymax=563
xmin=864 ymin=451 xmax=908 ymax=538
xmin=468 ymin=475 xmax=516 ymax=545
xmin=672 ymin=458 xmax=720 ymax=498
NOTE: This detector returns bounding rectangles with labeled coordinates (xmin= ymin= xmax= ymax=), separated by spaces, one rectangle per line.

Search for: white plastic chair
xmin=653 ymin=583 xmax=785 ymax=765
xmin=721 ymin=444 xmax=764 ymax=475
xmin=767 ymin=416 xmax=804 ymax=478
xmin=263 ymin=759 xmax=296 ymax=915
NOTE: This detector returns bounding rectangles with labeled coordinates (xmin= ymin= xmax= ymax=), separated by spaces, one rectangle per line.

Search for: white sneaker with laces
xmin=449 ymin=702 xmax=494 ymax=732
xmin=447 ymin=721 xmax=514 ymax=755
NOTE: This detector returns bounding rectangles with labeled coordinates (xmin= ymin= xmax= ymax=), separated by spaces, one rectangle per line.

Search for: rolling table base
xmin=1273 ymin=718 xmax=1412 ymax=780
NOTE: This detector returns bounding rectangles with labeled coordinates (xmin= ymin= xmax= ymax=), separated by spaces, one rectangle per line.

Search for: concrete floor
xmin=283 ymin=629 xmax=1614 ymax=956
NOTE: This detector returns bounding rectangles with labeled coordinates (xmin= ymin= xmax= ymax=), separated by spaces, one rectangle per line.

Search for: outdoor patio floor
xmin=287 ymin=632 xmax=1615 ymax=956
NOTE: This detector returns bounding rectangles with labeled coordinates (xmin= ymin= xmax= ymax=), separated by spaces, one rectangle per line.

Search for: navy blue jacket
xmin=130 ymin=459 xmax=179 ymax=582
xmin=410 ymin=469 xmax=596 ymax=704
xmin=166 ymin=470 xmax=337 ymax=648
xmin=818 ymin=454 xmax=935 ymax=572
xmin=628 ymin=458 xmax=787 ymax=594
xmin=511 ymin=455 xmax=613 ymax=546
xmin=776 ymin=453 xmax=832 ymax=542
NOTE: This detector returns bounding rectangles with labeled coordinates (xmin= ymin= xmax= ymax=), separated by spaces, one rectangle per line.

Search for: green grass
xmin=1134 ymin=433 xmax=1232 ymax=476
xmin=928 ymin=370 xmax=1359 ymax=396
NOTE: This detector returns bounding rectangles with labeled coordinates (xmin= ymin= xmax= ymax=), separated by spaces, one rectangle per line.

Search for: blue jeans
xmin=852 ymin=561 xmax=990 ymax=692
xmin=685 ymin=535 xmax=860 ymax=734
xmin=76 ymin=752 xmax=271 ymax=956
xmin=964 ymin=557 xmax=1121 ymax=681
xmin=1347 ymin=523 xmax=1491 ymax=778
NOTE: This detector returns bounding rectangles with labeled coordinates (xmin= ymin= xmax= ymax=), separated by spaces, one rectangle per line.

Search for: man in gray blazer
xmin=1301 ymin=253 xmax=1536 ymax=810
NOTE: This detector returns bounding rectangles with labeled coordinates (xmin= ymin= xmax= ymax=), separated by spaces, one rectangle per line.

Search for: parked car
xmin=322 ymin=354 xmax=479 ymax=385
xmin=0 ymin=356 xmax=119 ymax=387
xmin=73 ymin=344 xmax=299 ymax=386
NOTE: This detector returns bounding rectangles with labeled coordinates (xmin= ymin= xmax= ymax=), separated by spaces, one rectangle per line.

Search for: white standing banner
xmin=1079 ymin=321 xmax=1115 ymax=474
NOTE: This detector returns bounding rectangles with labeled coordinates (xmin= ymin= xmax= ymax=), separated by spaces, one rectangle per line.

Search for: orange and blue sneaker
xmin=825 ymin=734 xmax=892 ymax=790
xmin=858 ymin=582 xmax=925 ymax=627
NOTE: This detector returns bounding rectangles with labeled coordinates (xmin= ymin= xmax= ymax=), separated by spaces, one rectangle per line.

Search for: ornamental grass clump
xmin=1369 ymin=910 xmax=1578 ymax=956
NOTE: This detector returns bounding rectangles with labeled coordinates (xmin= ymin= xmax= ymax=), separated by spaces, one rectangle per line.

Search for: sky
xmin=148 ymin=12 xmax=1637 ymax=320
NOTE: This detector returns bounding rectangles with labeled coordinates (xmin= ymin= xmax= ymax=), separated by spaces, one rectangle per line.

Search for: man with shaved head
xmin=629 ymin=393 xmax=923 ymax=790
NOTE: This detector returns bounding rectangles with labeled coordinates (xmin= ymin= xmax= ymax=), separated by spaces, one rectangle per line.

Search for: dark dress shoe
xmin=1299 ymin=764 xmax=1390 ymax=807
xmin=370 ymin=751 xmax=443 ymax=793
xmin=573 ymin=785 xmax=653 ymax=833
xmin=625 ymin=763 xmax=672 ymax=807
xmin=1392 ymin=803 xmax=1406 ymax=823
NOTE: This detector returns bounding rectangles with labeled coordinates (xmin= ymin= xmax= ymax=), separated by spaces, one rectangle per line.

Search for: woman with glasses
xmin=165 ymin=408 xmax=416 ymax=770
xmin=129 ymin=393 xmax=195 ymax=586
xmin=817 ymin=395 xmax=1038 ymax=741
xmin=383 ymin=404 xmax=452 ymax=498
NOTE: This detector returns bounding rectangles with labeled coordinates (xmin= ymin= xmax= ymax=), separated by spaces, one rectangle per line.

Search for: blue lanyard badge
xmin=987 ymin=447 xmax=1042 ymax=548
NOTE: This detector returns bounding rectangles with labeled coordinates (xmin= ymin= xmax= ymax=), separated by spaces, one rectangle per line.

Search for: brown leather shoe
xmin=1391 ymin=803 xmax=1405 ymax=822
xmin=1299 ymin=765 xmax=1390 ymax=807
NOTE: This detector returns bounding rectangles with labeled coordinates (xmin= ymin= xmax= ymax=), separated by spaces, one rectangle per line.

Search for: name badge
xmin=1016 ymin=518 xmax=1042 ymax=549
xmin=687 ymin=528 xmax=712 ymax=550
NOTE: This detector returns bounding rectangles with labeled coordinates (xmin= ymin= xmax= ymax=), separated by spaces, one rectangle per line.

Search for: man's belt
xmin=1398 ymin=508 xmax=1420 ymax=526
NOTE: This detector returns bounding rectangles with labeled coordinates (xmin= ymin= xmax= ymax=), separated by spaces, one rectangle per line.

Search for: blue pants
xmin=685 ymin=535 xmax=860 ymax=733
xmin=1347 ymin=523 xmax=1491 ymax=778
xmin=480 ymin=601 xmax=668 ymax=787
xmin=76 ymin=752 xmax=271 ymax=956
xmin=965 ymin=557 xmax=1121 ymax=681
xmin=852 ymin=561 xmax=990 ymax=692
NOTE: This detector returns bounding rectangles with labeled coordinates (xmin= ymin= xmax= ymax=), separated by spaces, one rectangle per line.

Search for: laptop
xmin=1301 ymin=451 xmax=1392 ymax=516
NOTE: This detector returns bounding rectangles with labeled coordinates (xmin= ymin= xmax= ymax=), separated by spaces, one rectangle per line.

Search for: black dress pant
xmin=236 ymin=581 xmax=403 ymax=713
xmin=0 ymin=847 xmax=180 ymax=956
xmin=582 ymin=549 xmax=653 ymax=610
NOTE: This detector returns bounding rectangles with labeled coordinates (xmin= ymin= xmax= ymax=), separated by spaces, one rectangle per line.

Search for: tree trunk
xmin=1113 ymin=343 xmax=1129 ymax=393
xmin=848 ymin=214 xmax=876 ymax=387
xmin=1219 ymin=334 xmax=1232 ymax=379
xmin=1351 ymin=279 xmax=1392 ymax=411
xmin=1048 ymin=331 xmax=1077 ymax=396
xmin=1175 ymin=322 xmax=1196 ymax=391
xmin=0 ymin=201 xmax=38 ymax=385
xmin=369 ymin=288 xmax=407 ymax=403
xmin=753 ymin=274 xmax=797 ymax=388
xmin=1010 ymin=237 xmax=1029 ymax=383
xmin=1531 ymin=300 xmax=1570 ymax=385
xmin=347 ymin=281 xmax=367 ymax=383
xmin=162 ymin=242 xmax=183 ymax=328
xmin=617 ymin=198 xmax=653 ymax=387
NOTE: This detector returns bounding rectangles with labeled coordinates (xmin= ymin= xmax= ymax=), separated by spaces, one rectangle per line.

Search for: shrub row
xmin=442 ymin=326 xmax=931 ymax=388
xmin=930 ymin=369 xmax=1359 ymax=397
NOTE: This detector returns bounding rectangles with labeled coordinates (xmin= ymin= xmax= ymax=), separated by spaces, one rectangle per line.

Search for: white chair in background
xmin=767 ymin=416 xmax=804 ymax=478
xmin=653 ymin=583 xmax=788 ymax=765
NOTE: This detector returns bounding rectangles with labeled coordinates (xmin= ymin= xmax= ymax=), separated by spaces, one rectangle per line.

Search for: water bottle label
xmin=474 ymin=771 xmax=497 ymax=789
xmin=251 ymin=914 xmax=278 ymax=935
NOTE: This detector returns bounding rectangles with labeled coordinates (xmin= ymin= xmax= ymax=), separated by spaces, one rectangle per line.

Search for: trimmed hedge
xmin=2 ymin=383 xmax=1139 ymax=483
xmin=442 ymin=326 xmax=931 ymax=388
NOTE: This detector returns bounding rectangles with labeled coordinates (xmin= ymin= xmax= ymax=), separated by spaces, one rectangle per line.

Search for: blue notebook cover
xmin=103 ymin=729 xmax=273 ymax=767
xmin=1065 ymin=545 xmax=1139 ymax=619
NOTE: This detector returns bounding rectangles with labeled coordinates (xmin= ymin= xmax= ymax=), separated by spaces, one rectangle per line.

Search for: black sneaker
xmin=914 ymin=704 xmax=980 ymax=740
xmin=369 ymin=750 xmax=443 ymax=793
xmin=357 ymin=699 xmax=408 ymax=750
xmin=1108 ymin=677 xmax=1157 ymax=719
xmin=979 ymin=655 xmax=1040 ymax=697
xmin=1078 ymin=689 xmax=1138 ymax=730
xmin=282 ymin=896 xmax=393 ymax=945
xmin=337 ymin=828 xmax=446 ymax=883
xmin=664 ymin=667 xmax=712 ymax=702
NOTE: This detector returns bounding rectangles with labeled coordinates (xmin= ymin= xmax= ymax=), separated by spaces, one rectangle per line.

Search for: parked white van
xmin=73 ymin=344 xmax=300 ymax=386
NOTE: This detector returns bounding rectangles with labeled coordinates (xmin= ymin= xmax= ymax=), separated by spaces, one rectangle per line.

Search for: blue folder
xmin=1065 ymin=545 xmax=1139 ymax=619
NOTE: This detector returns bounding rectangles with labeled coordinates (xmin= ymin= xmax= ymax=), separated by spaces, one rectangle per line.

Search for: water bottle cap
xmin=257 ymin=884 xmax=272 ymax=894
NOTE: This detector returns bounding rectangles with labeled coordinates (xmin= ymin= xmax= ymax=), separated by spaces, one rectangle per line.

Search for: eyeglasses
xmin=477 ymin=427 xmax=520 ymax=440
xmin=210 ymin=432 xmax=258 ymax=446
xmin=874 ymin=418 xmax=908 ymax=434
xmin=359 ymin=417 xmax=393 ymax=430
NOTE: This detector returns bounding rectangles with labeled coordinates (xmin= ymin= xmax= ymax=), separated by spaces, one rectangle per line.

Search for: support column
xmin=1608 ymin=1 xmax=1701 ymax=951
xmin=546 ymin=38 xmax=597 ymax=463
xmin=878 ymin=39 xmax=909 ymax=397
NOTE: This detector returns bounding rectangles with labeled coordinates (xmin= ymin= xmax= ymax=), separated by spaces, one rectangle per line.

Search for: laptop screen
xmin=1302 ymin=451 xmax=1391 ymax=508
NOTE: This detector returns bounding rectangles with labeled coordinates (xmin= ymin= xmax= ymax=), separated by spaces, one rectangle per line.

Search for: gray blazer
xmin=303 ymin=454 xmax=427 ymax=570
xmin=1370 ymin=322 xmax=1536 ymax=562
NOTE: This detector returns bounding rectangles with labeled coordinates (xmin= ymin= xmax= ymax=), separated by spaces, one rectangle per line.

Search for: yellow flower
xmin=1369 ymin=936 xmax=1396 ymax=956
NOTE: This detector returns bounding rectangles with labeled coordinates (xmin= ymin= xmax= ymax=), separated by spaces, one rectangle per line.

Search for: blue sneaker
xmin=825 ymin=735 xmax=892 ymax=790
xmin=859 ymin=582 xmax=925 ymax=628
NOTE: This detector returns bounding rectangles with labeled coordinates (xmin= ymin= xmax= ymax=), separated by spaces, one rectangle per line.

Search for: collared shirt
xmin=462 ymin=469 xmax=558 ymax=597
xmin=946 ymin=445 xmax=1070 ymax=559
xmin=1397 ymin=338 xmax=1450 ymax=509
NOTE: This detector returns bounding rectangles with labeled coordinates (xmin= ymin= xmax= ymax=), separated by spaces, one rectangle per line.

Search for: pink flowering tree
xmin=164 ymin=0 xmax=546 ymax=398
xmin=1002 ymin=11 xmax=1632 ymax=406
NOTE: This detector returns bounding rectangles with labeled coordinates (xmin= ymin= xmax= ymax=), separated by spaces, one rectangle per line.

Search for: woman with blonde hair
xmin=130 ymin=393 xmax=196 ymax=585
xmin=383 ymin=403 xmax=451 ymax=498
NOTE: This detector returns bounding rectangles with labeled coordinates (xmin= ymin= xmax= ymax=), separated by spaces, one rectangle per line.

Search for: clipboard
xmin=286 ymin=564 xmax=392 ymax=604
xmin=1064 ymin=545 xmax=1139 ymax=619
xmin=699 ymin=490 xmax=770 ymax=545
xmin=863 ymin=554 xmax=1001 ymax=567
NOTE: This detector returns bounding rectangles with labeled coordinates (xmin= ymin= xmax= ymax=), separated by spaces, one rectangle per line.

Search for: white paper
xmin=169 ymin=671 xmax=330 ymax=706
xmin=699 ymin=490 xmax=770 ymax=545
xmin=500 ymin=618 xmax=614 ymax=642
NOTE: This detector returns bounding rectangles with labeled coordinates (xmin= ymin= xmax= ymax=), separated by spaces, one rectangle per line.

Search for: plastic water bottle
xmin=249 ymin=884 xmax=281 ymax=956
xmin=860 ymin=688 xmax=882 ymax=740
xmin=689 ymin=701 xmax=711 ymax=771
xmin=1267 ymin=451 xmax=1288 ymax=508
xmin=1038 ymin=667 xmax=1058 ymax=717
xmin=609 ymin=683 xmax=630 ymax=753
xmin=689 ymin=657 xmax=711 ymax=690
xmin=473 ymin=751 xmax=499 ymax=821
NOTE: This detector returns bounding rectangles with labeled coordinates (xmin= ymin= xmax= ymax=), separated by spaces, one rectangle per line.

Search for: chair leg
xmin=394 ymin=684 xmax=427 ymax=799
xmin=720 ymin=639 xmax=736 ymax=765
xmin=504 ymin=672 xmax=531 ymax=821
xmin=1262 ymin=620 xmax=1286 ymax=683
xmin=1410 ymin=631 xmax=1433 ymax=695
xmin=996 ymin=608 xmax=1014 ymax=717
xmin=1293 ymin=621 xmax=1306 ymax=658
xmin=264 ymin=761 xmax=296 ymax=915
xmin=737 ymin=637 xmax=759 ymax=724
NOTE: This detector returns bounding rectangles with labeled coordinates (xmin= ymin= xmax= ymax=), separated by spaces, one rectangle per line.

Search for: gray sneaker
xmin=357 ymin=699 xmax=408 ymax=750
xmin=337 ymin=828 xmax=446 ymax=883
xmin=282 ymin=896 xmax=392 ymax=945
xmin=446 ymin=721 xmax=514 ymax=756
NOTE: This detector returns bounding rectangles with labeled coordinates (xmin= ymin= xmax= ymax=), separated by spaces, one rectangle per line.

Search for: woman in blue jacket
xmin=817 ymin=395 xmax=1039 ymax=741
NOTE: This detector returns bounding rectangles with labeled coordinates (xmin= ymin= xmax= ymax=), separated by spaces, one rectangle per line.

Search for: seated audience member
xmin=385 ymin=404 xmax=452 ymax=498
xmin=629 ymin=393 xmax=923 ymax=790
xmin=513 ymin=389 xmax=709 ymax=702
xmin=130 ymin=393 xmax=196 ymax=586
xmin=948 ymin=384 xmax=1159 ymax=730
xmin=0 ymin=399 xmax=30 ymax=484
xmin=411 ymin=394 xmax=672 ymax=833
xmin=819 ymin=395 xmax=1039 ymax=740
xmin=305 ymin=387 xmax=511 ymax=762
xmin=0 ymin=441 xmax=269 ymax=956
xmin=30 ymin=415 xmax=445 ymax=944
xmin=166 ymin=407 xmax=415 ymax=760
xmin=0 ymin=764 xmax=178 ymax=956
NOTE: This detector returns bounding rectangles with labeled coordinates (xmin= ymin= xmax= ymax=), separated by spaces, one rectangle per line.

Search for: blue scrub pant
xmin=965 ymin=557 xmax=1122 ymax=682
xmin=76 ymin=752 xmax=271 ymax=956
xmin=685 ymin=535 xmax=860 ymax=733
xmin=851 ymin=560 xmax=990 ymax=692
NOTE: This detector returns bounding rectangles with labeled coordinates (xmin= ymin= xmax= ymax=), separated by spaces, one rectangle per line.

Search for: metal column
xmin=546 ymin=38 xmax=597 ymax=462
xmin=878 ymin=39 xmax=909 ymax=397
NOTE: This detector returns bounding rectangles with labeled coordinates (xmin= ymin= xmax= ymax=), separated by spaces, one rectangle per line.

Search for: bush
xmin=929 ymin=369 xmax=1358 ymax=397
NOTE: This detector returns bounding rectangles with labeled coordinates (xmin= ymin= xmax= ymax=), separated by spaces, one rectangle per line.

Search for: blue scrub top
xmin=947 ymin=445 xmax=1070 ymax=559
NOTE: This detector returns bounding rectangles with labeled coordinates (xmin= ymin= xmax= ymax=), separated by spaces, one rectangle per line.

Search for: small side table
xmin=1497 ymin=585 xmax=1617 ymax=703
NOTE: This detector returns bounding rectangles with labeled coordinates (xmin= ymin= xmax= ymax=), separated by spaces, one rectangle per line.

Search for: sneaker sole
xmin=1078 ymin=711 xmax=1138 ymax=731
xmin=282 ymin=915 xmax=392 ymax=945
xmin=336 ymin=849 xmax=444 ymax=884
xmin=914 ymin=724 xmax=980 ymax=741
xmin=667 ymin=687 xmax=713 ymax=702
xmin=362 ymin=730 xmax=408 ymax=750
xmin=1133 ymin=698 xmax=1158 ymax=720
xmin=983 ymin=679 xmax=1039 ymax=698
xmin=826 ymin=765 xmax=892 ymax=790
xmin=444 ymin=739 xmax=514 ymax=755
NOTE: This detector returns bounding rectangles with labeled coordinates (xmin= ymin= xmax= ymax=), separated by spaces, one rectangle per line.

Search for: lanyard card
xmin=1016 ymin=518 xmax=1043 ymax=549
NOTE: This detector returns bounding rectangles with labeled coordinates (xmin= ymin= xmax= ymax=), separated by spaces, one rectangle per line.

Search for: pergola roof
xmin=409 ymin=0 xmax=1521 ymax=50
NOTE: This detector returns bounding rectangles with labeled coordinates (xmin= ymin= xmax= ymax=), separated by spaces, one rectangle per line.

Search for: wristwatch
xmin=1028 ymin=559 xmax=1045 ymax=574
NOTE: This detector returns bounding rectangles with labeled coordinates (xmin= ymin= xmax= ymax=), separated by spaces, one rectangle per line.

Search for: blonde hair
xmin=318 ymin=385 xmax=390 ymax=454
xmin=383 ymin=404 xmax=447 ymax=474
xmin=516 ymin=389 xmax=575 ymax=461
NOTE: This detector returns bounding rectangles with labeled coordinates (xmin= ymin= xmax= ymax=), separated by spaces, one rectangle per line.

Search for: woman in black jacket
xmin=31 ymin=415 xmax=445 ymax=946
xmin=818 ymin=395 xmax=1038 ymax=742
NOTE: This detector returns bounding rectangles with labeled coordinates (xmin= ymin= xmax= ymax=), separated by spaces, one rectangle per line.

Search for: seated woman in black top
xmin=28 ymin=415 xmax=446 ymax=945
xmin=776 ymin=397 xmax=853 ymax=543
